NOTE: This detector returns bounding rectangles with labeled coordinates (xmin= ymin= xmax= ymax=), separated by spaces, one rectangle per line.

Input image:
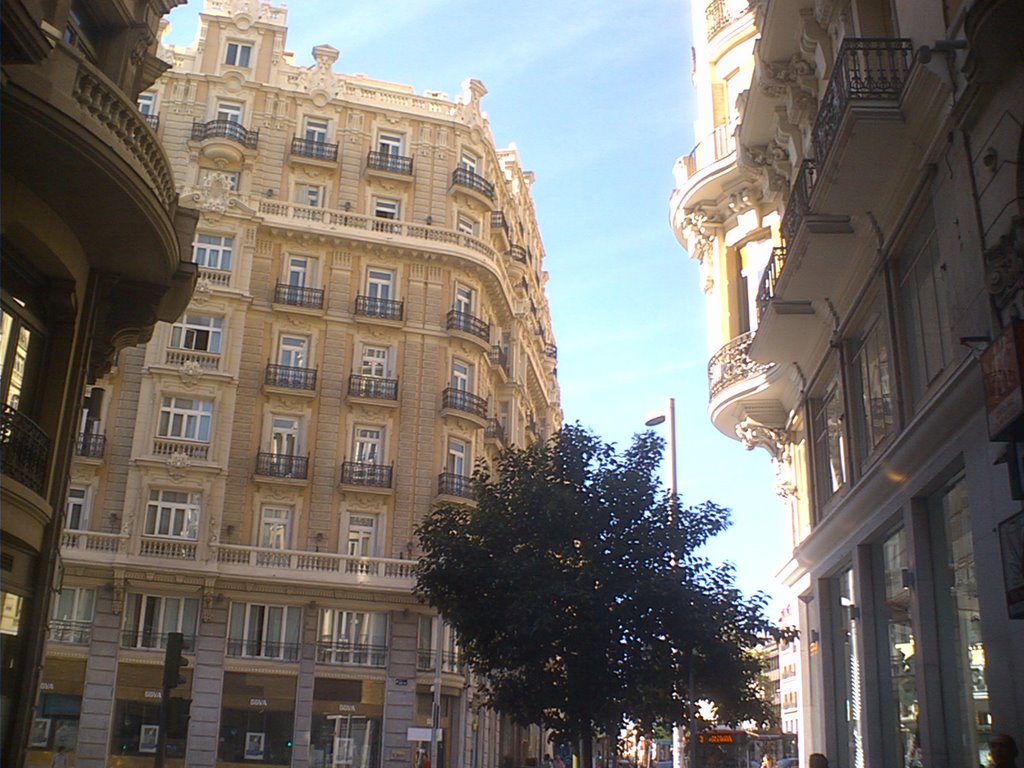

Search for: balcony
xmin=265 ymin=363 xmax=318 ymax=391
xmin=316 ymin=642 xmax=387 ymax=667
xmin=506 ymin=245 xmax=528 ymax=263
xmin=256 ymin=452 xmax=309 ymax=479
xmin=489 ymin=346 xmax=510 ymax=377
xmin=707 ymin=332 xmax=773 ymax=401
xmin=780 ymin=159 xmax=817 ymax=246
xmin=190 ymin=118 xmax=259 ymax=149
xmin=143 ymin=113 xmax=159 ymax=130
xmin=121 ymin=630 xmax=197 ymax=652
xmin=0 ymin=403 xmax=50 ymax=494
xmin=452 ymin=167 xmax=495 ymax=200
xmin=417 ymin=649 xmax=465 ymax=673
xmin=756 ymin=246 xmax=788 ymax=323
xmin=367 ymin=150 xmax=413 ymax=175
xmin=354 ymin=294 xmax=404 ymax=321
xmin=447 ymin=309 xmax=490 ymax=343
xmin=48 ymin=620 xmax=92 ymax=645
xmin=291 ymin=137 xmax=338 ymax=161
xmin=437 ymin=472 xmax=474 ymax=500
xmin=811 ymin=38 xmax=913 ymax=169
xmin=490 ymin=210 xmax=511 ymax=243
xmin=677 ymin=121 xmax=737 ymax=184
xmin=442 ymin=388 xmax=488 ymax=420
xmin=485 ymin=419 xmax=507 ymax=446
xmin=197 ymin=267 xmax=232 ymax=288
xmin=152 ymin=438 xmax=208 ymax=461
xmin=139 ymin=537 xmax=198 ymax=560
xmin=165 ymin=348 xmax=220 ymax=371
xmin=274 ymin=282 xmax=324 ymax=310
xmin=226 ymin=638 xmax=300 ymax=662
xmin=75 ymin=432 xmax=106 ymax=458
xmin=349 ymin=374 xmax=399 ymax=401
xmin=216 ymin=545 xmax=417 ymax=591
xmin=340 ymin=461 xmax=393 ymax=488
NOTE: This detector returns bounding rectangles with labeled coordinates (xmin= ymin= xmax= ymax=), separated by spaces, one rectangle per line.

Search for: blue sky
xmin=164 ymin=0 xmax=788 ymax=615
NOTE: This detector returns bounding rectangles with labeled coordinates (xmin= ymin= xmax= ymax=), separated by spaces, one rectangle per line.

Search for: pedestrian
xmin=761 ymin=755 xmax=776 ymax=768
xmin=808 ymin=755 xmax=828 ymax=768
xmin=51 ymin=746 xmax=70 ymax=768
xmin=990 ymin=734 xmax=1019 ymax=767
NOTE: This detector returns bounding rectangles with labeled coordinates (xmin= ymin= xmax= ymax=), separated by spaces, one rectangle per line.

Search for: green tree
xmin=415 ymin=424 xmax=787 ymax=765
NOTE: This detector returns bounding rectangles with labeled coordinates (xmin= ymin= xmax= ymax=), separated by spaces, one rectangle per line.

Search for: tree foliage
xmin=415 ymin=424 xmax=788 ymax=751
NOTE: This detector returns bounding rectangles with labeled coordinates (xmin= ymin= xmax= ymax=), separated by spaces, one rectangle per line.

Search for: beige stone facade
xmin=32 ymin=1 xmax=560 ymax=767
xmin=673 ymin=0 xmax=1024 ymax=765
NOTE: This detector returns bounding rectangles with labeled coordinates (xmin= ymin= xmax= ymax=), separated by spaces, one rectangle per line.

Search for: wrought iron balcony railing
xmin=355 ymin=294 xmax=404 ymax=321
xmin=417 ymin=649 xmax=465 ymax=673
xmin=447 ymin=309 xmax=490 ymax=341
xmin=340 ymin=461 xmax=393 ymax=488
xmin=485 ymin=418 xmax=507 ymax=445
xmin=265 ymin=363 xmax=318 ymax=390
xmin=781 ymin=159 xmax=817 ymax=245
xmin=226 ymin=638 xmax=301 ymax=661
xmin=274 ymin=282 xmax=325 ymax=309
xmin=121 ymin=630 xmax=197 ymax=652
xmin=489 ymin=345 xmax=509 ymax=376
xmin=490 ymin=210 xmax=510 ymax=240
xmin=291 ymin=137 xmax=338 ymax=161
xmin=1 ymin=403 xmax=50 ymax=494
xmin=452 ymin=167 xmax=495 ymax=199
xmin=256 ymin=451 xmax=309 ymax=479
xmin=811 ymin=38 xmax=913 ymax=166
xmin=756 ymin=246 xmax=789 ymax=322
xmin=707 ymin=331 xmax=774 ymax=400
xmin=316 ymin=641 xmax=387 ymax=666
xmin=48 ymin=620 xmax=92 ymax=645
xmin=191 ymin=118 xmax=259 ymax=149
xmin=367 ymin=150 xmax=413 ymax=175
xmin=348 ymin=374 xmax=398 ymax=400
xmin=437 ymin=472 xmax=474 ymax=499
xmin=442 ymin=388 xmax=488 ymax=419
xmin=75 ymin=432 xmax=106 ymax=458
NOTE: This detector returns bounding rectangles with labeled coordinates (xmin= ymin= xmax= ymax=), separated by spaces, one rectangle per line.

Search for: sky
xmin=164 ymin=0 xmax=788 ymax=616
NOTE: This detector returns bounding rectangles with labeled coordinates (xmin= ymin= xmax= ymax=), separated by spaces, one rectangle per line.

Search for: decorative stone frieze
xmin=984 ymin=215 xmax=1024 ymax=319
xmin=739 ymin=141 xmax=790 ymax=202
xmin=682 ymin=207 xmax=718 ymax=294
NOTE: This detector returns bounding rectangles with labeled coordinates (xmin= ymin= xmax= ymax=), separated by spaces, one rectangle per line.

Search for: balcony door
xmin=271 ymin=416 xmax=301 ymax=457
xmin=347 ymin=514 xmax=378 ymax=558
xmin=286 ymin=256 xmax=315 ymax=289
xmin=360 ymin=346 xmax=389 ymax=378
xmin=366 ymin=269 xmax=393 ymax=301
xmin=353 ymin=427 xmax=382 ymax=465
xmin=278 ymin=335 xmax=309 ymax=369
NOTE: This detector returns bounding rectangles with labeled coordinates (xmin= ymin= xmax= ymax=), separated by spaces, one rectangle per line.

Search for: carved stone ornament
xmin=735 ymin=417 xmax=796 ymax=499
xmin=167 ymin=451 xmax=192 ymax=478
xmin=202 ymin=586 xmax=216 ymax=622
xmin=192 ymin=277 xmax=213 ymax=302
xmin=984 ymin=215 xmax=1024 ymax=316
xmin=682 ymin=207 xmax=717 ymax=294
xmin=190 ymin=172 xmax=241 ymax=213
xmin=179 ymin=360 xmax=204 ymax=387
xmin=295 ymin=44 xmax=340 ymax=98
xmin=111 ymin=574 xmax=126 ymax=616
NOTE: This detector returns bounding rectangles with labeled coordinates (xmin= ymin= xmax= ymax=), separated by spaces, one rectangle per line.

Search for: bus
xmin=687 ymin=729 xmax=794 ymax=768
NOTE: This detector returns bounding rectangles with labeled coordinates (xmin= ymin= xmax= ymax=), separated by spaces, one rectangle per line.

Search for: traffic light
xmin=162 ymin=631 xmax=189 ymax=690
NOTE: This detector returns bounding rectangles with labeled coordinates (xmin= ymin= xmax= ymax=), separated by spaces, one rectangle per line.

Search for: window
xmin=227 ymin=602 xmax=302 ymax=660
xmin=456 ymin=213 xmax=479 ymax=237
xmin=417 ymin=616 xmax=460 ymax=672
xmin=137 ymin=92 xmax=156 ymax=115
xmin=270 ymin=415 xmax=302 ymax=456
xmin=1 ymin=299 xmax=45 ymax=412
xmin=835 ymin=567 xmax=864 ymax=767
xmin=145 ymin=490 xmax=201 ymax=539
xmin=809 ymin=369 xmax=846 ymax=514
xmin=216 ymin=101 xmax=244 ymax=123
xmin=170 ymin=314 xmax=223 ymax=354
xmin=65 ymin=486 xmax=89 ymax=531
xmin=447 ymin=438 xmax=467 ymax=476
xmin=459 ymin=151 xmax=479 ymax=173
xmin=64 ymin=2 xmax=98 ymax=61
xmin=295 ymin=183 xmax=324 ymax=207
xmin=224 ymin=41 xmax=253 ymax=67
xmin=318 ymin=610 xmax=388 ymax=665
xmin=454 ymin=284 xmax=474 ymax=314
xmin=123 ymin=593 xmax=199 ymax=649
xmin=50 ymin=586 xmax=95 ymax=643
xmin=347 ymin=514 xmax=378 ymax=557
xmin=880 ymin=527 xmax=918 ymax=768
xmin=304 ymin=117 xmax=329 ymax=143
xmin=360 ymin=345 xmax=389 ymax=378
xmin=849 ymin=299 xmax=894 ymax=460
xmin=897 ymin=204 xmax=952 ymax=406
xmin=277 ymin=335 xmax=309 ymax=368
xmin=193 ymin=234 xmax=234 ymax=272
xmin=158 ymin=397 xmax=213 ymax=442
xmin=353 ymin=426 xmax=383 ymax=465
xmin=373 ymin=198 xmax=400 ymax=220
xmin=366 ymin=269 xmax=394 ymax=300
xmin=285 ymin=256 xmax=316 ymax=288
xmin=451 ymin=360 xmax=471 ymax=392
xmin=260 ymin=506 xmax=293 ymax=550
xmin=377 ymin=133 xmax=404 ymax=155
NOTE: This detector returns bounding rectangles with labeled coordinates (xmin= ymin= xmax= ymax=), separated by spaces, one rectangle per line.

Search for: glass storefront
xmin=220 ymin=671 xmax=296 ymax=765
xmin=837 ymin=568 xmax=864 ymax=768
xmin=881 ymin=527 xmax=921 ymax=767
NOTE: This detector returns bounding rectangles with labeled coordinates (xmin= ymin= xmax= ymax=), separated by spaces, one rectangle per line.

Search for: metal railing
xmin=0 ymin=403 xmax=50 ymax=494
xmin=256 ymin=452 xmax=309 ymax=479
xmin=812 ymin=38 xmax=913 ymax=165
xmin=489 ymin=345 xmax=509 ymax=376
xmin=756 ymin=246 xmax=789 ymax=322
xmin=348 ymin=374 xmax=398 ymax=400
xmin=367 ymin=150 xmax=413 ymax=175
xmin=274 ymin=282 xmax=325 ymax=309
xmin=75 ymin=432 xmax=106 ymax=458
xmin=340 ymin=461 xmax=393 ymax=488
xmin=781 ymin=159 xmax=817 ymax=245
xmin=442 ymin=388 xmax=488 ymax=419
xmin=190 ymin=118 xmax=259 ymax=149
xmin=417 ymin=649 xmax=465 ymax=673
xmin=48 ymin=620 xmax=92 ymax=645
xmin=678 ymin=121 xmax=737 ymax=182
xmin=485 ymin=419 xmax=507 ymax=445
xmin=437 ymin=472 xmax=474 ymax=499
xmin=447 ymin=309 xmax=490 ymax=341
xmin=316 ymin=641 xmax=387 ymax=666
xmin=143 ymin=113 xmax=159 ymax=130
xmin=265 ymin=363 xmax=318 ymax=390
xmin=121 ymin=630 xmax=197 ymax=652
xmin=291 ymin=137 xmax=338 ymax=161
xmin=226 ymin=638 xmax=301 ymax=661
xmin=707 ymin=331 xmax=774 ymax=400
xmin=506 ymin=244 xmax=528 ymax=263
xmin=355 ymin=294 xmax=404 ymax=321
xmin=452 ymin=167 xmax=495 ymax=199
xmin=490 ymin=210 xmax=510 ymax=240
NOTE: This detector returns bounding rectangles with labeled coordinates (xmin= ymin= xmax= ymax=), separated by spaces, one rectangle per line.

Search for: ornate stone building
xmin=30 ymin=1 xmax=561 ymax=766
xmin=1 ymin=0 xmax=197 ymax=764
xmin=672 ymin=0 xmax=1023 ymax=765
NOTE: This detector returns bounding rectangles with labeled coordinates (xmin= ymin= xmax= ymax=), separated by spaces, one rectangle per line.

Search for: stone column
xmin=291 ymin=603 xmax=319 ymax=767
xmin=185 ymin=600 xmax=229 ymax=767
xmin=74 ymin=587 xmax=121 ymax=767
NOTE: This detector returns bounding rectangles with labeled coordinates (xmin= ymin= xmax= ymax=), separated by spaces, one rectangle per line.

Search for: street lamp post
xmin=644 ymin=399 xmax=695 ymax=768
